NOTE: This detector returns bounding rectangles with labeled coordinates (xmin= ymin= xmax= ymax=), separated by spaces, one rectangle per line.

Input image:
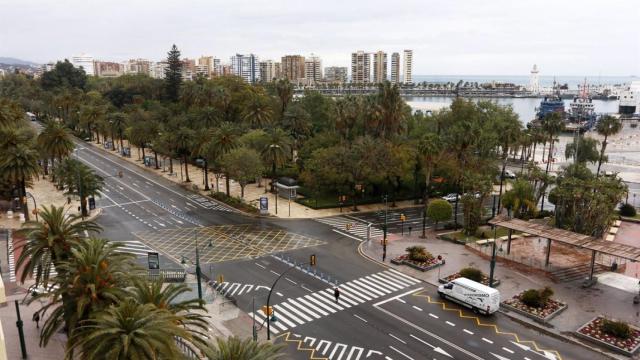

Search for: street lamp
xmin=181 ymin=229 xmax=212 ymax=301
xmin=25 ymin=192 xmax=38 ymax=222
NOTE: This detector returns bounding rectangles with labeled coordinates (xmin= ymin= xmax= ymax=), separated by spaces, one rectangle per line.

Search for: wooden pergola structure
xmin=489 ymin=215 xmax=640 ymax=283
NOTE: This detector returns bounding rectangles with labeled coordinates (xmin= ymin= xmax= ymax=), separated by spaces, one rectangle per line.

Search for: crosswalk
xmin=291 ymin=333 xmax=386 ymax=359
xmin=315 ymin=216 xmax=384 ymax=241
xmin=249 ymin=269 xmax=420 ymax=334
xmin=7 ymin=230 xmax=15 ymax=282
xmin=212 ymin=282 xmax=271 ymax=297
xmin=113 ymin=240 xmax=156 ymax=257
xmin=186 ymin=194 xmax=235 ymax=212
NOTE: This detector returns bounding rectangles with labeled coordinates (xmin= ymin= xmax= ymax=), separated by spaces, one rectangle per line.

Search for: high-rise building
xmin=281 ymin=55 xmax=306 ymax=82
xmin=124 ymin=59 xmax=152 ymax=75
xmin=351 ymin=51 xmax=370 ymax=84
xmin=72 ymin=53 xmax=95 ymax=76
xmin=151 ymin=61 xmax=168 ymax=79
xmin=402 ymin=49 xmax=413 ymax=84
xmin=212 ymin=58 xmax=222 ymax=76
xmin=324 ymin=67 xmax=348 ymax=83
xmin=221 ymin=64 xmax=233 ymax=76
xmin=373 ymin=51 xmax=387 ymax=83
xmin=259 ymin=60 xmax=279 ymax=82
xmin=231 ymin=54 xmax=259 ymax=83
xmin=94 ymin=61 xmax=123 ymax=78
xmin=197 ymin=56 xmax=215 ymax=77
xmin=390 ymin=53 xmax=400 ymax=83
xmin=304 ymin=54 xmax=322 ymax=84
xmin=529 ymin=64 xmax=540 ymax=94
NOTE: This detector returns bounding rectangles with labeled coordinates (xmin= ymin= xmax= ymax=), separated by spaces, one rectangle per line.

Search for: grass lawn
xmin=443 ymin=226 xmax=518 ymax=243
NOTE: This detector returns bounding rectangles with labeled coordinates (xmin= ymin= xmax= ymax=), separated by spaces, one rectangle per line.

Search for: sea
xmin=406 ymin=75 xmax=636 ymax=123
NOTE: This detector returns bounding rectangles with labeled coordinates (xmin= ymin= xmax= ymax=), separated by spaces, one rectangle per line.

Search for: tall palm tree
xmin=204 ymin=336 xmax=284 ymax=360
xmin=494 ymin=106 xmax=522 ymax=214
xmin=36 ymin=238 xmax=135 ymax=347
xmin=417 ymin=133 xmax=443 ymax=237
xmin=0 ymin=143 xmax=40 ymax=220
xmin=192 ymin=129 xmax=215 ymax=190
xmin=595 ymin=115 xmax=623 ymax=176
xmin=539 ymin=112 xmax=564 ymax=211
xmin=275 ymin=78 xmax=293 ymax=115
xmin=208 ymin=123 xmax=239 ymax=195
xmin=16 ymin=205 xmax=101 ymax=286
xmin=107 ymin=112 xmax=127 ymax=152
xmin=261 ymin=129 xmax=291 ymax=192
xmin=79 ymin=105 xmax=105 ymax=142
xmin=376 ymin=81 xmax=406 ymax=139
xmin=502 ymin=180 xmax=537 ymax=219
xmin=37 ymin=120 xmax=75 ymax=169
xmin=54 ymin=159 xmax=105 ymax=217
xmin=243 ymin=93 xmax=273 ymax=129
xmin=66 ymin=300 xmax=192 ymax=359
xmin=174 ymin=127 xmax=195 ymax=182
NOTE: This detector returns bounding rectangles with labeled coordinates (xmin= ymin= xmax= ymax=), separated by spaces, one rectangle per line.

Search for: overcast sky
xmin=2 ymin=0 xmax=638 ymax=76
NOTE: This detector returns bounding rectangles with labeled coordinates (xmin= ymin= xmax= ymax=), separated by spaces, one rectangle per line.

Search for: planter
xmin=436 ymin=234 xmax=467 ymax=245
xmin=391 ymin=255 xmax=443 ymax=272
xmin=501 ymin=293 xmax=567 ymax=323
xmin=575 ymin=317 xmax=640 ymax=356
xmin=439 ymin=272 xmax=500 ymax=287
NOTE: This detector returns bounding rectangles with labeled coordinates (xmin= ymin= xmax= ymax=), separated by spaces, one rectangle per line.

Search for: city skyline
xmin=1 ymin=0 xmax=638 ymax=76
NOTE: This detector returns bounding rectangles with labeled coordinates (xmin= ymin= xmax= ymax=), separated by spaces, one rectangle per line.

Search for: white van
xmin=437 ymin=277 xmax=500 ymax=315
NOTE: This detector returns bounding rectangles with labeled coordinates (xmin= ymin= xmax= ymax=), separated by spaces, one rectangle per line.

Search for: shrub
xmin=620 ymin=203 xmax=637 ymax=217
xmin=520 ymin=289 xmax=543 ymax=308
xmin=540 ymin=286 xmax=554 ymax=301
xmin=601 ymin=319 xmax=631 ymax=339
xmin=405 ymin=246 xmax=433 ymax=263
xmin=458 ymin=267 xmax=483 ymax=282
xmin=536 ymin=210 xmax=554 ymax=219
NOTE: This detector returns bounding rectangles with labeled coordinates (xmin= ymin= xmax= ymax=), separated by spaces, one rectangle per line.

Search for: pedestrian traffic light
xmin=310 ymin=254 xmax=317 ymax=266
xmin=217 ymin=274 xmax=224 ymax=283
xmin=400 ymin=214 xmax=406 ymax=222
xmin=261 ymin=305 xmax=274 ymax=316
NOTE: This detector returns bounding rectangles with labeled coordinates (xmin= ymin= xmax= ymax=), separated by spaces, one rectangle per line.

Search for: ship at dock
xmin=528 ymin=80 xmax=598 ymax=133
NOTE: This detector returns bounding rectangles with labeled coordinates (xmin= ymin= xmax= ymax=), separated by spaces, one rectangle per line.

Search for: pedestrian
xmin=32 ymin=312 xmax=40 ymax=329
xmin=382 ymin=250 xmax=386 ymax=262
xmin=334 ymin=287 xmax=340 ymax=303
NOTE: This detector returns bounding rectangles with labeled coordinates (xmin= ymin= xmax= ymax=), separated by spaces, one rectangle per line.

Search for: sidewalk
xmin=360 ymin=231 xmax=640 ymax=357
xmin=85 ymin=139 xmax=423 ymax=219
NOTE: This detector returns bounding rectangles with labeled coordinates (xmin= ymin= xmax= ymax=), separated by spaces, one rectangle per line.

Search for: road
xmin=71 ymin=138 xmax=605 ymax=360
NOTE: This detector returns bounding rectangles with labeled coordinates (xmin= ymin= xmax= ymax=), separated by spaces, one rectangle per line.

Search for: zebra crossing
xmin=7 ymin=229 xmax=15 ymax=282
xmin=212 ymin=282 xmax=271 ymax=297
xmin=186 ymin=194 xmax=235 ymax=212
xmin=113 ymin=240 xmax=156 ymax=257
xmin=315 ymin=216 xmax=384 ymax=241
xmin=249 ymin=269 xmax=420 ymax=334
xmin=291 ymin=333 xmax=386 ymax=360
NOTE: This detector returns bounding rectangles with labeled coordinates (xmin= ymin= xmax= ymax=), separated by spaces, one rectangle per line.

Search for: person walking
xmin=334 ymin=287 xmax=340 ymax=303
xmin=33 ymin=312 xmax=40 ymax=329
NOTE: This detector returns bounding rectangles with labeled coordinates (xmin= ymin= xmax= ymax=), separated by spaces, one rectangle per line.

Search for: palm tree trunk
xmin=240 ymin=185 xmax=245 ymax=198
xmin=81 ymin=196 xmax=88 ymax=217
xmin=111 ymin=130 xmax=116 ymax=150
xmin=154 ymin=150 xmax=159 ymax=170
xmin=225 ymin=172 xmax=230 ymax=196
xmin=596 ymin=135 xmax=608 ymax=177
xmin=21 ymin=178 xmax=29 ymax=221
xmin=184 ymin=155 xmax=190 ymax=182
xmin=169 ymin=158 xmax=173 ymax=174
xmin=271 ymin=161 xmax=276 ymax=192
xmin=141 ymin=146 xmax=146 ymax=162
xmin=497 ymin=154 xmax=508 ymax=213
xmin=203 ymin=159 xmax=209 ymax=191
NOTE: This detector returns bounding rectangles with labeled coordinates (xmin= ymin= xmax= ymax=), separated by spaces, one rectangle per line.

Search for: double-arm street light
xmin=181 ymin=229 xmax=212 ymax=301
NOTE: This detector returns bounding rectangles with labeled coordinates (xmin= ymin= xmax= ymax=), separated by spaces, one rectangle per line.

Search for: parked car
xmin=438 ymin=277 xmax=500 ymax=315
xmin=442 ymin=193 xmax=459 ymax=202
xmin=502 ymin=169 xmax=516 ymax=179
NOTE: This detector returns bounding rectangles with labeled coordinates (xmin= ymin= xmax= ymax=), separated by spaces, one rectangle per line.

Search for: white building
xmin=373 ymin=51 xmax=387 ymax=83
xmin=259 ymin=60 xmax=279 ymax=82
xmin=324 ymin=67 xmax=348 ymax=83
xmin=390 ymin=52 xmax=400 ymax=84
xmin=72 ymin=53 xmax=95 ymax=76
xmin=402 ymin=49 xmax=413 ymax=84
xmin=151 ymin=61 xmax=168 ymax=79
xmin=304 ymin=54 xmax=323 ymax=84
xmin=231 ymin=54 xmax=259 ymax=83
xmin=529 ymin=64 xmax=540 ymax=94
xmin=351 ymin=51 xmax=370 ymax=84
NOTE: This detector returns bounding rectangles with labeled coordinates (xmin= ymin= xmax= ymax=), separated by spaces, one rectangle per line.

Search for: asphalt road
xmin=71 ymin=138 xmax=605 ymax=360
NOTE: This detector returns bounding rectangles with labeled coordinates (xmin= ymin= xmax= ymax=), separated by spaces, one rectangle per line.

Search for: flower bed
xmin=575 ymin=317 xmax=640 ymax=356
xmin=439 ymin=272 xmax=500 ymax=287
xmin=390 ymin=254 xmax=442 ymax=272
xmin=501 ymin=292 xmax=567 ymax=323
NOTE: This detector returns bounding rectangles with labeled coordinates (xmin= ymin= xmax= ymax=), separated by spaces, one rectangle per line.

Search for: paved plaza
xmin=133 ymin=224 xmax=326 ymax=264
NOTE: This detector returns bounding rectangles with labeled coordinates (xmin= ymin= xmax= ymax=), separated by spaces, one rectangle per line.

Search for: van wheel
xmin=472 ymin=307 xmax=479 ymax=314
xmin=438 ymin=292 xmax=445 ymax=299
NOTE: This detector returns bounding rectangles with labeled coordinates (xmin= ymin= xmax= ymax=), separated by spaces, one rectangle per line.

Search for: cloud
xmin=0 ymin=0 xmax=638 ymax=75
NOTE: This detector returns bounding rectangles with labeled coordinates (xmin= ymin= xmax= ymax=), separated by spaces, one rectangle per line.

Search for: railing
xmin=139 ymin=269 xmax=186 ymax=283
xmin=175 ymin=337 xmax=202 ymax=359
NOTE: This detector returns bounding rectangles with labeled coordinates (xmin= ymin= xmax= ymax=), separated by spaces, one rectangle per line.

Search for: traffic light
xmin=261 ymin=305 xmax=274 ymax=316
xmin=217 ymin=274 xmax=224 ymax=283
xmin=310 ymin=254 xmax=317 ymax=266
xmin=400 ymin=214 xmax=406 ymax=222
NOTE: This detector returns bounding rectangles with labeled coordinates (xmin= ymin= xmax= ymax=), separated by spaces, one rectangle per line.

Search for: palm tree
xmin=376 ymin=81 xmax=406 ymax=139
xmin=0 ymin=143 xmax=40 ymax=220
xmin=261 ymin=129 xmax=291 ymax=192
xmin=16 ymin=205 xmax=101 ymax=287
xmin=79 ymin=105 xmax=105 ymax=142
xmin=595 ymin=115 xmax=623 ymax=176
xmin=174 ymin=127 xmax=195 ymax=182
xmin=55 ymin=159 xmax=104 ymax=217
xmin=36 ymin=238 xmax=135 ymax=347
xmin=107 ymin=112 xmax=127 ymax=152
xmin=243 ymin=93 xmax=273 ymax=129
xmin=417 ymin=133 xmax=443 ymax=237
xmin=204 ymin=336 xmax=284 ymax=360
xmin=275 ymin=78 xmax=293 ymax=115
xmin=282 ymin=104 xmax=312 ymax=156
xmin=494 ymin=106 xmax=522 ymax=214
xmin=66 ymin=300 xmax=193 ymax=359
xmin=192 ymin=129 xmax=215 ymax=190
xmin=502 ymin=180 xmax=537 ymax=219
xmin=208 ymin=123 xmax=239 ymax=195
xmin=539 ymin=112 xmax=564 ymax=211
xmin=37 ymin=120 xmax=75 ymax=170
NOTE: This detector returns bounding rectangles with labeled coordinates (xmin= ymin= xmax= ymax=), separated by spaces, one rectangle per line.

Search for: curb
xmin=356 ymin=241 xmax=622 ymax=359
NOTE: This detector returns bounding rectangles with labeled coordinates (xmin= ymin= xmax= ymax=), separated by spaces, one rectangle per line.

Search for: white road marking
xmin=463 ymin=329 xmax=474 ymax=335
xmin=502 ymin=347 xmax=514 ymax=354
xmin=132 ymin=182 xmax=140 ymax=187
xmin=285 ymin=277 xmax=297 ymax=285
xmin=412 ymin=306 xmax=423 ymax=311
xmin=428 ymin=313 xmax=439 ymax=319
xmin=482 ymin=338 xmax=494 ymax=344
xmin=301 ymin=284 xmax=313 ymax=292
xmin=373 ymin=288 xmax=423 ymax=306
xmin=409 ymin=334 xmax=453 ymax=358
xmin=397 ymin=299 xmax=406 ymax=303
xmin=388 ymin=333 xmax=406 ymax=344
xmin=332 ymin=229 xmax=363 ymax=242
xmin=353 ymin=314 xmax=368 ymax=323
xmin=446 ymin=321 xmax=455 ymax=327
xmin=276 ymin=292 xmax=284 ymax=297
xmin=270 ymin=270 xmax=280 ymax=276
xmin=388 ymin=345 xmax=414 ymax=360
xmin=254 ymin=263 xmax=266 ymax=269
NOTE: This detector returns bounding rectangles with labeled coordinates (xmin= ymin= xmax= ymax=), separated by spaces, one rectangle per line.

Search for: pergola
xmin=489 ymin=215 xmax=640 ymax=283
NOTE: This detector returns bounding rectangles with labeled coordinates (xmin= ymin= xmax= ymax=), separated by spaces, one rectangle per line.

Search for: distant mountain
xmin=0 ymin=57 xmax=39 ymax=66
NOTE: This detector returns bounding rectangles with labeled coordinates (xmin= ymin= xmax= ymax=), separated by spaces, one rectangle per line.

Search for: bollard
xmin=14 ymin=301 xmax=27 ymax=359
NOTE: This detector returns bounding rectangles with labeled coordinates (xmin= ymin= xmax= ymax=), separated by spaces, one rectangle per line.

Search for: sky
xmin=1 ymin=0 xmax=639 ymax=76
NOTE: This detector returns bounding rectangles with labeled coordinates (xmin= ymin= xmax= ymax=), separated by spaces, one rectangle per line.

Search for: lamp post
xmin=488 ymin=225 xmax=498 ymax=288
xmin=25 ymin=192 xmax=38 ymax=222
xmin=181 ymin=229 xmax=212 ymax=301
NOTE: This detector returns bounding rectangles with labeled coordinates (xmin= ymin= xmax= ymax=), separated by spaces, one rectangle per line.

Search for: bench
xmin=476 ymin=239 xmax=495 ymax=246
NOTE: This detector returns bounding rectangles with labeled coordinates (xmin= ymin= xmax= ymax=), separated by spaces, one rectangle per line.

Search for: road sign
xmin=147 ymin=252 xmax=160 ymax=270
xmin=88 ymin=197 xmax=96 ymax=210
xmin=259 ymin=196 xmax=268 ymax=215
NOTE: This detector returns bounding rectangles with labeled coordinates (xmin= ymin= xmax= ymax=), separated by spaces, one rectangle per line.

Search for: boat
xmin=618 ymin=80 xmax=640 ymax=116
xmin=528 ymin=80 xmax=598 ymax=133
xmin=567 ymin=79 xmax=597 ymax=130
